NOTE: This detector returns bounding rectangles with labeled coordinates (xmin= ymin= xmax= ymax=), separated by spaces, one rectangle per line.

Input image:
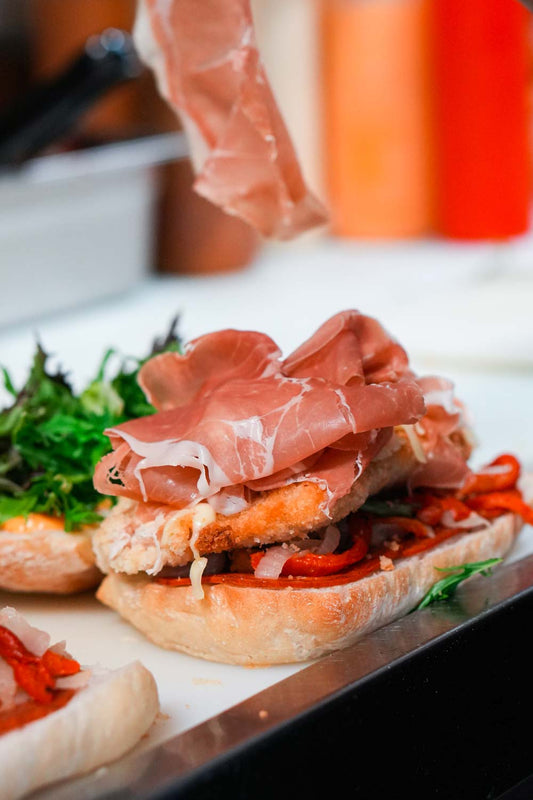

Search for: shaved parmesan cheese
xmin=398 ymin=424 xmax=427 ymax=463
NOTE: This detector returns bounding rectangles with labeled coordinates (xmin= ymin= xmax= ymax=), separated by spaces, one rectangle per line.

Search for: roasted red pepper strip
xmin=0 ymin=625 xmax=80 ymax=704
xmin=0 ymin=690 xmax=75 ymax=735
xmin=0 ymin=626 xmax=34 ymax=662
xmin=10 ymin=661 xmax=55 ymax=704
xmin=249 ymin=517 xmax=372 ymax=578
xmin=465 ymin=490 xmax=533 ymax=526
xmin=42 ymin=649 xmax=81 ymax=678
xmin=281 ymin=517 xmax=372 ymax=577
xmin=377 ymin=516 xmax=433 ymax=539
xmin=416 ymin=495 xmax=473 ymax=526
xmin=0 ymin=627 xmax=54 ymax=704
xmin=458 ymin=454 xmax=521 ymax=497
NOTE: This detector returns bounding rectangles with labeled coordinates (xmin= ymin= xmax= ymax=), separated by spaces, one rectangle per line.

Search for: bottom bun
xmin=0 ymin=529 xmax=101 ymax=594
xmin=0 ymin=661 xmax=159 ymax=800
xmin=96 ymin=513 xmax=522 ymax=666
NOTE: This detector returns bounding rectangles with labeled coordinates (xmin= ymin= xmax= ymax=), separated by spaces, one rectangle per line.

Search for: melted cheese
xmin=189 ymin=503 xmax=215 ymax=600
xmin=160 ymin=503 xmax=216 ymax=599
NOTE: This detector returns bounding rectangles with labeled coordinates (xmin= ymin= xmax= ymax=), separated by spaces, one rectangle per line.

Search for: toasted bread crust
xmin=93 ymin=433 xmax=418 ymax=575
xmin=0 ymin=661 xmax=159 ymax=800
xmin=96 ymin=512 xmax=522 ymax=665
xmin=0 ymin=529 xmax=101 ymax=594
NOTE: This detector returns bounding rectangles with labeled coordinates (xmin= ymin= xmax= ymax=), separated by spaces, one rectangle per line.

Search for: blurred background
xmin=1 ymin=0 xmax=533 ymax=467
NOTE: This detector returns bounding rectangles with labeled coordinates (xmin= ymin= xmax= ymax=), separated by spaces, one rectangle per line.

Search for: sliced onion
xmin=315 ymin=525 xmax=341 ymax=554
xmin=476 ymin=463 xmax=513 ymax=476
xmin=0 ymin=607 xmax=50 ymax=656
xmin=371 ymin=520 xmax=402 ymax=546
xmin=55 ymin=670 xmax=92 ymax=691
xmin=49 ymin=640 xmax=68 ymax=656
xmin=254 ymin=546 xmax=294 ymax=579
xmin=440 ymin=510 xmax=489 ymax=530
xmin=462 ymin=424 xmax=479 ymax=451
xmin=207 ymin=487 xmax=250 ymax=515
xmin=398 ymin=424 xmax=427 ymax=463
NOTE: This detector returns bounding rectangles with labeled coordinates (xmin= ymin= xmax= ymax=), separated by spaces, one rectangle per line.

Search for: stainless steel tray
xmin=35 ymin=552 xmax=533 ymax=800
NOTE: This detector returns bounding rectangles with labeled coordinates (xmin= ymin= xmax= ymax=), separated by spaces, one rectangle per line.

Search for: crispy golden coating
xmin=92 ymin=432 xmax=419 ymax=576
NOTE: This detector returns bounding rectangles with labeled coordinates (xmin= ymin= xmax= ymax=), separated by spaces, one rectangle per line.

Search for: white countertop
xmin=1 ymin=234 xmax=533 ymax=760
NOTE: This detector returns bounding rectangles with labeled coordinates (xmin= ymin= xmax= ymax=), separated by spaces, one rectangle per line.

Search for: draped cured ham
xmin=134 ymin=0 xmax=327 ymax=238
xmin=93 ymin=310 xmax=444 ymax=513
xmin=409 ymin=375 xmax=471 ymax=490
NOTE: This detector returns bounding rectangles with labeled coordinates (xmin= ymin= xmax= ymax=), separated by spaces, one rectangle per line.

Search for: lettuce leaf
xmin=0 ymin=318 xmax=182 ymax=531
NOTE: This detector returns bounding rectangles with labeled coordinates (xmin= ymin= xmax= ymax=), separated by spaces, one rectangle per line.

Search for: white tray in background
xmin=0 ymin=133 xmax=186 ymax=329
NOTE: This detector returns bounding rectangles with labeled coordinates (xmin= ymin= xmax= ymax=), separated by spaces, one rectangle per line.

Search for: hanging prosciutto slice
xmin=134 ymin=0 xmax=328 ymax=238
xmin=94 ymin=311 xmax=428 ymax=511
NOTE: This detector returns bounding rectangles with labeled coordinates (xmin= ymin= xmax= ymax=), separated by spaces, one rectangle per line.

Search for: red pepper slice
xmin=0 ymin=627 xmax=55 ymax=704
xmin=465 ymin=490 xmax=533 ymax=526
xmin=377 ymin=516 xmax=433 ymax=539
xmin=0 ymin=626 xmax=34 ymax=663
xmin=0 ymin=689 xmax=75 ymax=735
xmin=250 ymin=517 xmax=372 ymax=578
xmin=416 ymin=494 xmax=473 ymax=526
xmin=42 ymin=649 xmax=81 ymax=678
xmin=458 ymin=454 xmax=521 ymax=497
xmin=0 ymin=625 xmax=80 ymax=705
xmin=10 ymin=661 xmax=55 ymax=704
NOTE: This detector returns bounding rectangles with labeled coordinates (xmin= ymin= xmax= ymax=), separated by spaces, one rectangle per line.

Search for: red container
xmin=433 ymin=0 xmax=531 ymax=239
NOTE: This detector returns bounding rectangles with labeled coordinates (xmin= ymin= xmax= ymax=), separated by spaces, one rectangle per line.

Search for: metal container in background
xmin=0 ymin=133 xmax=186 ymax=330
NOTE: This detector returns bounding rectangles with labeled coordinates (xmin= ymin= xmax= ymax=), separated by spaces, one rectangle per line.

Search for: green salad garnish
xmin=0 ymin=317 xmax=181 ymax=531
xmin=416 ymin=558 xmax=503 ymax=610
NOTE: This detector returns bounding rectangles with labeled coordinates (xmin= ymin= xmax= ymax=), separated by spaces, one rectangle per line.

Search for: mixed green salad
xmin=0 ymin=318 xmax=181 ymax=531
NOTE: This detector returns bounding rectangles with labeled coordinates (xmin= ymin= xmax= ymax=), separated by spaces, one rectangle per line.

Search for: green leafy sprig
xmin=0 ymin=317 xmax=181 ymax=531
xmin=416 ymin=558 xmax=503 ymax=610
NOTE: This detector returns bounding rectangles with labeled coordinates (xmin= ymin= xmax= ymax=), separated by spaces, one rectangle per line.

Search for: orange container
xmin=321 ymin=0 xmax=435 ymax=238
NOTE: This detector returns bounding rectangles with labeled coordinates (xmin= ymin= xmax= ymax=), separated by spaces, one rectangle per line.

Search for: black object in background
xmin=0 ymin=27 xmax=142 ymax=167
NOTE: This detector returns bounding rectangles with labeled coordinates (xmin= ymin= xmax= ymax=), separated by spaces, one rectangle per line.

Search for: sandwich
xmin=0 ymin=321 xmax=181 ymax=594
xmin=91 ymin=310 xmax=533 ymax=665
xmin=0 ymin=605 xmax=159 ymax=800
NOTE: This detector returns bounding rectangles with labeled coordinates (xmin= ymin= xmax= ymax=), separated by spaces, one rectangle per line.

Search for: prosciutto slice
xmin=94 ymin=310 xmax=427 ymax=511
xmin=409 ymin=376 xmax=472 ymax=490
xmin=134 ymin=0 xmax=327 ymax=238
